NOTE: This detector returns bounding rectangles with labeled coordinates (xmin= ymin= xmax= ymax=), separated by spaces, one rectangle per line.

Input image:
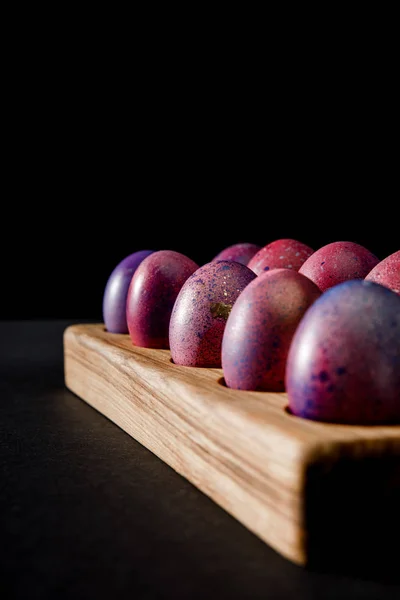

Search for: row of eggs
xmin=103 ymin=240 xmax=400 ymax=426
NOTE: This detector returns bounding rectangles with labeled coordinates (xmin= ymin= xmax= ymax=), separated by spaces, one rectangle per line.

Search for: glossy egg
xmin=365 ymin=250 xmax=400 ymax=295
xmin=126 ymin=250 xmax=199 ymax=348
xmin=222 ymin=269 xmax=321 ymax=391
xmin=247 ymin=239 xmax=314 ymax=275
xmin=213 ymin=243 xmax=262 ymax=266
xmin=299 ymin=241 xmax=379 ymax=292
xmin=103 ymin=250 xmax=155 ymax=333
xmin=286 ymin=280 xmax=400 ymax=424
xmin=169 ymin=261 xmax=256 ymax=367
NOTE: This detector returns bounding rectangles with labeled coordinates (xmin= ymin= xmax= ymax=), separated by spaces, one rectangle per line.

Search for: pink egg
xmin=169 ymin=261 xmax=256 ymax=367
xmin=222 ymin=269 xmax=321 ymax=391
xmin=212 ymin=243 xmax=261 ymax=266
xmin=365 ymin=250 xmax=400 ymax=295
xmin=126 ymin=250 xmax=199 ymax=348
xmin=299 ymin=241 xmax=380 ymax=292
xmin=247 ymin=239 xmax=314 ymax=275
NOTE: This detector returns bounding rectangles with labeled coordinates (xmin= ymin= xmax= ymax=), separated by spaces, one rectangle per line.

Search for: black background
xmin=2 ymin=171 xmax=397 ymax=320
xmin=2 ymin=34 xmax=398 ymax=320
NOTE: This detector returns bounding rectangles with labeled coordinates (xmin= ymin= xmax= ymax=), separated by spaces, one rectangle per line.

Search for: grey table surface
xmin=1 ymin=320 xmax=399 ymax=599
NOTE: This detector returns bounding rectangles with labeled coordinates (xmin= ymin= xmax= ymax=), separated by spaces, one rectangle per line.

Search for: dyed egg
xmin=299 ymin=241 xmax=379 ymax=292
xmin=213 ymin=243 xmax=262 ymax=266
xmin=103 ymin=250 xmax=154 ymax=333
xmin=126 ymin=250 xmax=199 ymax=348
xmin=222 ymin=269 xmax=321 ymax=391
xmin=169 ymin=261 xmax=256 ymax=367
xmin=286 ymin=280 xmax=400 ymax=424
xmin=365 ymin=250 xmax=400 ymax=295
xmin=247 ymin=239 xmax=314 ymax=275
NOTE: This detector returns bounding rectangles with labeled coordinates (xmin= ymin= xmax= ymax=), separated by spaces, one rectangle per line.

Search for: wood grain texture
xmin=64 ymin=324 xmax=400 ymax=569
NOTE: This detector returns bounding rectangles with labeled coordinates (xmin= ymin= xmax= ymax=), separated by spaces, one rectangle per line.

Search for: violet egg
xmin=299 ymin=241 xmax=379 ymax=292
xmin=247 ymin=239 xmax=314 ymax=275
xmin=222 ymin=269 xmax=321 ymax=391
xmin=169 ymin=261 xmax=256 ymax=367
xmin=365 ymin=250 xmax=400 ymax=295
xmin=126 ymin=250 xmax=199 ymax=348
xmin=103 ymin=250 xmax=155 ymax=333
xmin=286 ymin=280 xmax=400 ymax=425
xmin=212 ymin=243 xmax=262 ymax=266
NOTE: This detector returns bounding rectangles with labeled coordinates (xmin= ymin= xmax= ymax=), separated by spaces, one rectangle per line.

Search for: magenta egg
xmin=103 ymin=250 xmax=155 ymax=333
xmin=169 ymin=261 xmax=256 ymax=367
xmin=299 ymin=241 xmax=379 ymax=292
xmin=365 ymin=250 xmax=400 ymax=295
xmin=222 ymin=269 xmax=321 ymax=391
xmin=286 ymin=280 xmax=400 ymax=424
xmin=247 ymin=239 xmax=314 ymax=275
xmin=212 ymin=243 xmax=262 ymax=266
xmin=126 ymin=250 xmax=199 ymax=348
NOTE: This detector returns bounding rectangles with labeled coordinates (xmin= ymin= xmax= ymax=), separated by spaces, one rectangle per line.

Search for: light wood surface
xmin=63 ymin=324 xmax=400 ymax=567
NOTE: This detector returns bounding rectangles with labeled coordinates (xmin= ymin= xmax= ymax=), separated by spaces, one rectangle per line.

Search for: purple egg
xmin=212 ymin=243 xmax=262 ymax=266
xmin=126 ymin=250 xmax=199 ymax=348
xmin=169 ymin=261 xmax=256 ymax=367
xmin=286 ymin=280 xmax=400 ymax=424
xmin=103 ymin=250 xmax=155 ymax=333
xmin=222 ymin=269 xmax=321 ymax=391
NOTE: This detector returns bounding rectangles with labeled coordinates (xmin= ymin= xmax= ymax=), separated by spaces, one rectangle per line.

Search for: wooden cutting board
xmin=63 ymin=324 xmax=400 ymax=571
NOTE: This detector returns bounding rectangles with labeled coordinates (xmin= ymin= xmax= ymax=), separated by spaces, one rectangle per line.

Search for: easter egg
xmin=222 ymin=269 xmax=321 ymax=391
xmin=126 ymin=250 xmax=199 ymax=348
xmin=365 ymin=250 xmax=400 ymax=295
xmin=103 ymin=250 xmax=154 ymax=333
xmin=299 ymin=241 xmax=379 ymax=292
xmin=213 ymin=243 xmax=262 ymax=266
xmin=247 ymin=239 xmax=314 ymax=275
xmin=286 ymin=280 xmax=400 ymax=424
xmin=169 ymin=261 xmax=256 ymax=367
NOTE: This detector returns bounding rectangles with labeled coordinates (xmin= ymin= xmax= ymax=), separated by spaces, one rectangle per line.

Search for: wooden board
xmin=64 ymin=324 xmax=400 ymax=571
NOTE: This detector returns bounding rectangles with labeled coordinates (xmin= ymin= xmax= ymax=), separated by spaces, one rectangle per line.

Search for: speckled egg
xmin=126 ymin=250 xmax=199 ymax=348
xmin=299 ymin=241 xmax=379 ymax=292
xmin=286 ymin=280 xmax=400 ymax=424
xmin=222 ymin=269 xmax=321 ymax=391
xmin=103 ymin=250 xmax=155 ymax=333
xmin=212 ymin=243 xmax=262 ymax=266
xmin=247 ymin=239 xmax=314 ymax=275
xmin=169 ymin=261 xmax=256 ymax=367
xmin=365 ymin=250 xmax=400 ymax=295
